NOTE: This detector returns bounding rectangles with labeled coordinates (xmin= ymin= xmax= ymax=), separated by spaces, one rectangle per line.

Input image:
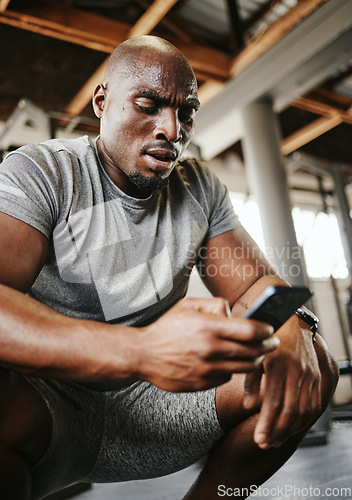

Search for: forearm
xmin=231 ymin=275 xmax=316 ymax=346
xmin=231 ymin=274 xmax=290 ymax=316
xmin=0 ymin=284 xmax=140 ymax=382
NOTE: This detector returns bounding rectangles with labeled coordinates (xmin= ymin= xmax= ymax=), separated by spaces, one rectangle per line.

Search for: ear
xmin=92 ymin=84 xmax=106 ymax=118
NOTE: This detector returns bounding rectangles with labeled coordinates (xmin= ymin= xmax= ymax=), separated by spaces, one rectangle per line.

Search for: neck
xmin=96 ymin=138 xmax=152 ymax=199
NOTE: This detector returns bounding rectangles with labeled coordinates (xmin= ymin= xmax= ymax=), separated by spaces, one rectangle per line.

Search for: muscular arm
xmin=198 ymin=225 xmax=288 ymax=309
xmin=200 ymin=226 xmax=335 ymax=448
xmin=0 ymin=213 xmax=276 ymax=390
xmin=0 ymin=212 xmax=140 ymax=381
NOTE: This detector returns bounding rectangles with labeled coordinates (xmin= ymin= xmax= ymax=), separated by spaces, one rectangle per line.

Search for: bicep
xmin=0 ymin=212 xmax=49 ymax=293
xmin=199 ymin=226 xmax=277 ymax=305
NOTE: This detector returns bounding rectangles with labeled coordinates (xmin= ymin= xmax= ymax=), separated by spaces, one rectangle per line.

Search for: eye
xmin=135 ymin=97 xmax=158 ymax=114
xmin=179 ymin=107 xmax=196 ymax=125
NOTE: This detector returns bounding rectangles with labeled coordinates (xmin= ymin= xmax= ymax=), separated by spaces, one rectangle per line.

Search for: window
xmin=230 ymin=192 xmax=348 ymax=279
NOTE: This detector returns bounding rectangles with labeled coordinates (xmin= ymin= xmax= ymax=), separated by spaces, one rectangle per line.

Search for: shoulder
xmin=0 ymin=136 xmax=97 ymax=218
xmin=172 ymin=156 xmax=228 ymax=201
xmin=8 ymin=135 xmax=93 ymax=163
xmin=3 ymin=136 xmax=98 ymax=188
xmin=175 ymin=156 xmax=213 ymax=176
xmin=173 ymin=157 xmax=221 ymax=191
xmin=171 ymin=157 xmax=239 ymax=236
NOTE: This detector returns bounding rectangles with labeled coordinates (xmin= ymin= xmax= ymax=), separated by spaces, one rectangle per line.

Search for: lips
xmin=144 ymin=148 xmax=177 ymax=172
xmin=146 ymin=148 xmax=177 ymax=162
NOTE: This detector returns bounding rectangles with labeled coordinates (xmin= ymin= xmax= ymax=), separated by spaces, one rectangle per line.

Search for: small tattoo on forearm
xmin=237 ymin=300 xmax=249 ymax=310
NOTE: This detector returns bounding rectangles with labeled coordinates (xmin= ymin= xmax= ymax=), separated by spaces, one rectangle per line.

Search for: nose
xmin=154 ymin=108 xmax=182 ymax=143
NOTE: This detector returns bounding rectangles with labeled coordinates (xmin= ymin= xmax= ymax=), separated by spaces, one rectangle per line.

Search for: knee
xmin=316 ymin=334 xmax=339 ymax=411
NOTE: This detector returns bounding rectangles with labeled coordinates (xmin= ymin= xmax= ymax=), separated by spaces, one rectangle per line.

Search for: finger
xmin=290 ymin=368 xmax=321 ymax=437
xmin=215 ymin=317 xmax=275 ymax=342
xmin=181 ymin=297 xmax=230 ymax=317
xmin=243 ymin=363 xmax=264 ymax=409
xmin=268 ymin=374 xmax=304 ymax=446
xmin=179 ymin=301 xmax=276 ymax=344
xmin=272 ymin=374 xmax=320 ymax=447
xmin=205 ymin=359 xmax=266 ymax=376
xmin=253 ymin=369 xmax=285 ymax=449
xmin=181 ymin=299 xmax=275 ymax=342
xmin=296 ymin=377 xmax=321 ymax=433
xmin=262 ymin=336 xmax=280 ymax=352
xmin=208 ymin=337 xmax=279 ymax=361
xmin=297 ymin=378 xmax=313 ymax=427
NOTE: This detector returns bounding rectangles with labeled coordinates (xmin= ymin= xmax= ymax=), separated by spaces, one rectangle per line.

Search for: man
xmin=0 ymin=36 xmax=338 ymax=499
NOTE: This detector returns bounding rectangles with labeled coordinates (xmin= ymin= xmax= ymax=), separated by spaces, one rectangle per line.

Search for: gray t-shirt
xmin=0 ymin=136 xmax=239 ymax=326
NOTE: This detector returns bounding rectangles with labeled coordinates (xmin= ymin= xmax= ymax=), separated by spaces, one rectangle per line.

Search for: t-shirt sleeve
xmin=0 ymin=150 xmax=62 ymax=239
xmin=206 ymin=168 xmax=240 ymax=240
xmin=183 ymin=158 xmax=240 ymax=240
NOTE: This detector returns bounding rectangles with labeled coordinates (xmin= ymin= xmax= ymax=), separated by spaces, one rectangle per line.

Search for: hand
xmin=243 ymin=315 xmax=321 ymax=449
xmin=137 ymin=297 xmax=278 ymax=392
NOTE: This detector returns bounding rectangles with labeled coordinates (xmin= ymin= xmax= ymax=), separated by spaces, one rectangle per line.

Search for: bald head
xmin=103 ymin=36 xmax=197 ymax=89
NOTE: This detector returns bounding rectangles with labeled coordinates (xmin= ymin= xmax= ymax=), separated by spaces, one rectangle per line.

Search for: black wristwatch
xmin=295 ymin=305 xmax=319 ymax=343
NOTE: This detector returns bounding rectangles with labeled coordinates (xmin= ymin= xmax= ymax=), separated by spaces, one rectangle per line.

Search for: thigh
xmin=87 ymin=381 xmax=225 ymax=483
xmin=0 ymin=368 xmax=52 ymax=466
xmin=23 ymin=376 xmax=106 ymax=499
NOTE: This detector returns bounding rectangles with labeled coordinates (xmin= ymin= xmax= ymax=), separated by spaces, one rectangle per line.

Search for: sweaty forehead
xmin=105 ymin=44 xmax=198 ymax=97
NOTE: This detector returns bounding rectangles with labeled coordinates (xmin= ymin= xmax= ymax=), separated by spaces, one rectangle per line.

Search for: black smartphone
xmin=242 ymin=286 xmax=312 ymax=331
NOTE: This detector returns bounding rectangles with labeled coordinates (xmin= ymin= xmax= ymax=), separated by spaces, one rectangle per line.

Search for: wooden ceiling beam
xmin=231 ymin=0 xmax=329 ymax=77
xmin=313 ymin=87 xmax=352 ymax=109
xmin=0 ymin=0 xmax=230 ymax=116
xmin=281 ymin=90 xmax=352 ymax=155
xmin=128 ymin=0 xmax=180 ymax=38
xmin=0 ymin=1 xmax=229 ymax=77
xmin=198 ymin=80 xmax=225 ymax=106
xmin=0 ymin=0 xmax=11 ymax=12
xmin=197 ymin=0 xmax=345 ymax=154
xmin=176 ymin=41 xmax=231 ymax=81
xmin=65 ymin=59 xmax=109 ymax=116
xmin=0 ymin=0 xmax=129 ymax=52
xmin=198 ymin=1 xmax=331 ymax=113
xmin=281 ymin=115 xmax=343 ymax=155
xmin=292 ymin=96 xmax=352 ymax=125
xmin=4 ymin=0 xmax=342 ymax=160
xmin=135 ymin=0 xmax=194 ymax=44
xmin=281 ymin=103 xmax=352 ymax=155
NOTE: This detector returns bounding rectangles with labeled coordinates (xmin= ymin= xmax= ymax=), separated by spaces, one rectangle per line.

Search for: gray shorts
xmin=25 ymin=377 xmax=225 ymax=499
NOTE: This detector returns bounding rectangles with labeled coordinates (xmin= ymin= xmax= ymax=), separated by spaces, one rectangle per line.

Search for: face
xmin=93 ymin=50 xmax=199 ymax=198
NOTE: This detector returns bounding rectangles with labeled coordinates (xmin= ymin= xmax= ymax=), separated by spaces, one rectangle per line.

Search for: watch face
xmin=301 ymin=306 xmax=319 ymax=322
xmin=296 ymin=306 xmax=319 ymax=330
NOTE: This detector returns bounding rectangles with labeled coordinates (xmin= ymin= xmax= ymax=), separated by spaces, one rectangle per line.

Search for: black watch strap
xmin=295 ymin=305 xmax=319 ymax=343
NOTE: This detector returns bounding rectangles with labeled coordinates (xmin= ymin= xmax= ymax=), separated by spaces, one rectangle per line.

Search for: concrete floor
xmin=70 ymin=421 xmax=352 ymax=500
